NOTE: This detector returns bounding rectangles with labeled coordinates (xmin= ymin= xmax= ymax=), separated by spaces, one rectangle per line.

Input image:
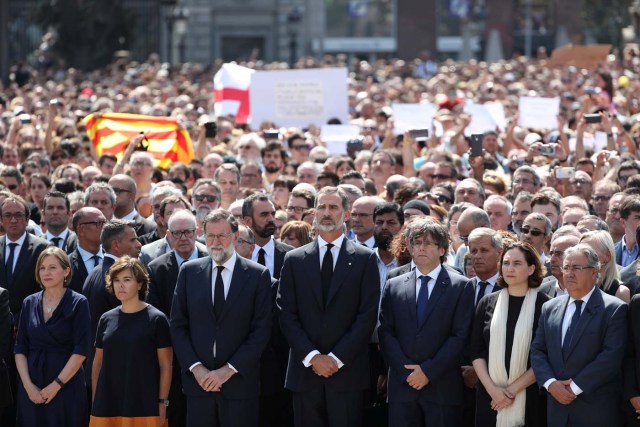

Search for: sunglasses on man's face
xmin=520 ymin=227 xmax=544 ymax=237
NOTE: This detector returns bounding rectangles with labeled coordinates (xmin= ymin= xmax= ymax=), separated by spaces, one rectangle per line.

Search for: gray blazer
xmin=531 ymin=287 xmax=628 ymax=427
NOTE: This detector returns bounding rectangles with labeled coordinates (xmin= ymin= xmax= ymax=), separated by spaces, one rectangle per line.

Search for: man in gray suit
xmin=539 ymin=226 xmax=582 ymax=298
xmin=531 ymin=244 xmax=627 ymax=427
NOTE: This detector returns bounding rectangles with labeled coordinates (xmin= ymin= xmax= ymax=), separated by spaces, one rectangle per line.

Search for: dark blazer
xmin=0 ymin=287 xmax=10 ymax=407
xmin=379 ymin=267 xmax=474 ymax=404
xmin=387 ymin=262 xmax=462 ymax=280
xmin=147 ymin=249 xmax=208 ymax=317
xmin=621 ymin=261 xmax=640 ymax=295
xmin=260 ymin=278 xmax=290 ymax=396
xmin=277 ymin=238 xmax=380 ymax=393
xmin=170 ymin=255 xmax=272 ymax=399
xmin=132 ymin=213 xmax=157 ymax=238
xmin=0 ymin=234 xmax=51 ymax=316
xmin=624 ymin=295 xmax=640 ymax=424
xmin=82 ymin=256 xmax=119 ymax=346
xmin=272 ymin=240 xmax=294 ymax=279
xmin=51 ymin=230 xmax=77 ymax=254
xmin=68 ymin=247 xmax=96 ymax=294
xmin=138 ymin=229 xmax=162 ymax=246
xmin=538 ymin=276 xmax=559 ymax=298
xmin=531 ymin=288 xmax=628 ymax=427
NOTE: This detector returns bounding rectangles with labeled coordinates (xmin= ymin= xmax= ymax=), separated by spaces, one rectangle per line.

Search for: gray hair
xmin=167 ymin=209 xmax=196 ymax=230
xmin=514 ymin=165 xmax=541 ymax=186
xmin=84 ymin=182 xmax=116 ymax=205
xmin=524 ymin=212 xmax=552 ymax=236
xmin=461 ymin=207 xmax=491 ymax=228
xmin=337 ymin=184 xmax=363 ymax=199
xmin=468 ymin=227 xmax=503 ymax=250
xmin=484 ymin=195 xmax=513 ymax=215
xmin=579 ymin=231 xmax=619 ymax=288
xmin=150 ymin=185 xmax=182 ymax=201
xmin=551 ymin=225 xmax=582 ymax=243
xmin=101 ymin=219 xmax=135 ymax=252
xmin=315 ymin=186 xmax=350 ymax=211
xmin=513 ymin=191 xmax=534 ymax=205
xmin=238 ymin=224 xmax=255 ymax=244
xmin=577 ymin=215 xmax=609 ymax=232
xmin=564 ymin=243 xmax=601 ymax=271
xmin=203 ymin=208 xmax=238 ymax=234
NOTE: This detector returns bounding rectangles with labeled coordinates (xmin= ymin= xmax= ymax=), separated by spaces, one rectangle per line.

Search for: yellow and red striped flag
xmin=83 ymin=113 xmax=194 ymax=169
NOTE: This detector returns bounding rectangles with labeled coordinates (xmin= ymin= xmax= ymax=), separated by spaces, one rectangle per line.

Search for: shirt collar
xmin=7 ymin=232 xmax=27 ymax=246
xmin=623 ymin=235 xmax=639 ymax=252
xmin=478 ymin=272 xmax=499 ymax=286
xmin=357 ymin=235 xmax=375 ymax=247
xmin=569 ymin=284 xmax=597 ymax=307
xmin=175 ymin=247 xmax=199 ymax=265
xmin=416 ymin=263 xmax=442 ymax=282
xmin=77 ymin=245 xmax=102 ymax=262
xmin=121 ymin=209 xmax=138 ymax=221
xmin=213 ymin=250 xmax=237 ymax=271
xmin=374 ymin=248 xmax=397 ymax=268
xmin=46 ymin=228 xmax=69 ymax=241
xmin=318 ymin=234 xmax=345 ymax=249
xmin=254 ymin=237 xmax=275 ymax=255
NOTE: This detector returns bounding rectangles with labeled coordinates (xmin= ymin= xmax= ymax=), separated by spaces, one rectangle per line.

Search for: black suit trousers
xmin=388 ymin=399 xmax=462 ymax=427
xmin=186 ymin=394 xmax=258 ymax=427
xmin=292 ymin=385 xmax=363 ymax=427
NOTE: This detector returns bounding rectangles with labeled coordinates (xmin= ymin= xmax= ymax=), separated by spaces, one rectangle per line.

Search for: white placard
xmin=392 ymin=103 xmax=434 ymax=135
xmin=249 ymin=68 xmax=348 ymax=128
xmin=484 ymin=102 xmax=507 ymax=130
xmin=569 ymin=135 xmax=596 ymax=152
xmin=463 ymin=103 xmax=497 ymax=136
xmin=517 ymin=97 xmax=560 ymax=130
xmin=594 ymin=131 xmax=608 ymax=152
xmin=320 ymin=125 xmax=361 ymax=154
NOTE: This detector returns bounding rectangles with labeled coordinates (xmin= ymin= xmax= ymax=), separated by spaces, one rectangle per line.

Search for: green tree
xmin=36 ymin=0 xmax=134 ymax=70
xmin=583 ymin=0 xmax=630 ymax=47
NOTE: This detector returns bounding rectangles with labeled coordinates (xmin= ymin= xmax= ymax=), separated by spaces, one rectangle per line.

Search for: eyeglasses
xmin=430 ymin=174 xmax=452 ymax=180
xmin=205 ymin=232 xmax=233 ymax=241
xmin=560 ymin=265 xmax=595 ymax=273
xmin=113 ymin=188 xmax=133 ymax=194
xmin=592 ymin=195 xmax=611 ymax=202
xmin=350 ymin=212 xmax=373 ymax=218
xmin=607 ymin=208 xmax=620 ymax=215
xmin=286 ymin=206 xmax=306 ymax=213
xmin=78 ymin=220 xmax=106 ymax=228
xmin=241 ymin=173 xmax=259 ymax=178
xmin=2 ymin=212 xmax=26 ymax=220
xmin=170 ymin=229 xmax=196 ymax=239
xmin=520 ymin=227 xmax=544 ymax=236
xmin=238 ymin=145 xmax=254 ymax=150
xmin=237 ymin=238 xmax=254 ymax=245
xmin=131 ymin=161 xmax=152 ymax=167
xmin=549 ymin=250 xmax=565 ymax=257
xmin=459 ymin=235 xmax=469 ymax=243
xmin=194 ymin=194 xmax=218 ymax=203
xmin=431 ymin=193 xmax=453 ymax=204
xmin=290 ymin=145 xmax=309 ymax=151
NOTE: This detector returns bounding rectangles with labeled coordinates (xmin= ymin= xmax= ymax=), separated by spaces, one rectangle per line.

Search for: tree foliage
xmin=35 ymin=0 xmax=135 ymax=71
xmin=583 ymin=0 xmax=631 ymax=47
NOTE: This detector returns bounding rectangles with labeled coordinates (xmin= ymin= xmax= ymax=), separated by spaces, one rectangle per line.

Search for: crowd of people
xmin=2 ymin=46 xmax=640 ymax=427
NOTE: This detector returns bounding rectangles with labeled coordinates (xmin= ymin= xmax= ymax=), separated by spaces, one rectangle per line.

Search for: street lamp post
xmin=166 ymin=4 xmax=189 ymax=64
xmin=287 ymin=7 xmax=302 ymax=67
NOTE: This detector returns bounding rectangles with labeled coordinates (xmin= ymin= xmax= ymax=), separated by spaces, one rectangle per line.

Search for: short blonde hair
xmin=36 ymin=247 xmax=73 ymax=288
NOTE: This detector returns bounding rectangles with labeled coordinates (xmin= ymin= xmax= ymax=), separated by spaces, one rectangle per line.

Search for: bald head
xmin=457 ymin=207 xmax=491 ymax=240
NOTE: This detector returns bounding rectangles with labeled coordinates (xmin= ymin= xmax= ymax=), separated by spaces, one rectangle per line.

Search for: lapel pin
xmin=349 ymin=262 xmax=352 ymax=266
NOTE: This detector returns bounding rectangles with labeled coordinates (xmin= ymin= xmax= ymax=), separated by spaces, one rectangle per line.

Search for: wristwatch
xmin=158 ymin=399 xmax=170 ymax=407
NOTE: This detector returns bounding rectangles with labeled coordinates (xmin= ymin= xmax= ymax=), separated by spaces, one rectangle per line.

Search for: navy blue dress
xmin=14 ymin=288 xmax=91 ymax=427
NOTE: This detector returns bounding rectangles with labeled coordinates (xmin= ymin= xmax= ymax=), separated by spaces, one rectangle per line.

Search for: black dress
xmin=470 ymin=291 xmax=550 ymax=427
xmin=90 ymin=305 xmax=171 ymax=427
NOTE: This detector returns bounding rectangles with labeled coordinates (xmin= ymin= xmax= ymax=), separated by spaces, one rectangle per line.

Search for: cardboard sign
xmin=250 ymin=68 xmax=348 ymax=128
xmin=547 ymin=44 xmax=612 ymax=70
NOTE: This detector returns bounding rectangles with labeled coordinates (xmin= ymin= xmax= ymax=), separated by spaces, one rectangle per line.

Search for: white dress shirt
xmin=356 ymin=235 xmax=375 ymax=249
xmin=303 ymin=235 xmax=346 ymax=369
xmin=77 ymin=245 xmax=103 ymax=273
xmin=415 ymin=264 xmax=442 ymax=302
xmin=45 ymin=229 xmax=70 ymax=248
xmin=474 ymin=273 xmax=499 ymax=302
xmin=252 ymin=238 xmax=275 ymax=277
xmin=543 ymin=286 xmax=597 ymax=396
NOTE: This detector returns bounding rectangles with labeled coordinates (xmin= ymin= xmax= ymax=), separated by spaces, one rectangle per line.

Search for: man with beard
xmin=262 ymin=141 xmax=287 ymax=188
xmin=191 ymin=179 xmax=221 ymax=237
xmin=511 ymin=191 xmax=533 ymax=235
xmin=277 ymin=187 xmax=380 ymax=427
xmin=242 ymin=193 xmax=293 ymax=279
xmin=170 ymin=209 xmax=272 ymax=427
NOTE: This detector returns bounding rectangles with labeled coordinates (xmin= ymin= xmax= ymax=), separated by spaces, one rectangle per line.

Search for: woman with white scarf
xmin=471 ymin=242 xmax=550 ymax=427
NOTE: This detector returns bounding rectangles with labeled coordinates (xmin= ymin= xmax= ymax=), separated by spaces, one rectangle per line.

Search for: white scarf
xmin=488 ymin=288 xmax=537 ymax=427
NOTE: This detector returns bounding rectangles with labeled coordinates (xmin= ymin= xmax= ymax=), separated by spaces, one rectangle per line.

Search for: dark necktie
xmin=214 ymin=265 xmax=225 ymax=319
xmin=321 ymin=243 xmax=334 ymax=306
xmin=416 ymin=275 xmax=430 ymax=325
xmin=5 ymin=243 xmax=17 ymax=284
xmin=563 ymin=300 xmax=583 ymax=352
xmin=476 ymin=281 xmax=489 ymax=306
xmin=91 ymin=255 xmax=101 ymax=268
xmin=257 ymin=248 xmax=266 ymax=266
xmin=51 ymin=237 xmax=62 ymax=248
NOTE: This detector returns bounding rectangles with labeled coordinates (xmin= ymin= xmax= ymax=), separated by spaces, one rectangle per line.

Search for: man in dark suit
xmin=539 ymin=226 xmax=581 ymax=298
xmin=624 ymin=294 xmax=640 ymax=425
xmin=277 ymin=186 xmax=380 ymax=427
xmin=531 ymin=244 xmax=627 ymax=427
xmin=68 ymin=207 xmax=106 ymax=293
xmin=242 ymin=193 xmax=293 ymax=279
xmin=0 ymin=195 xmax=51 ymax=316
xmin=138 ymin=186 xmax=183 ymax=246
xmin=378 ymin=219 xmax=474 ymax=427
xmin=42 ymin=191 xmax=78 ymax=254
xmin=82 ymin=219 xmax=142 ymax=389
xmin=148 ymin=210 xmax=207 ymax=427
xmin=170 ymin=209 xmax=272 ymax=427
xmin=108 ymin=174 xmax=156 ymax=237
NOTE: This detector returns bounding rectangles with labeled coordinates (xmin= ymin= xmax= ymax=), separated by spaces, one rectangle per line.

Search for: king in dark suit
xmin=170 ymin=209 xmax=272 ymax=427
xmin=378 ymin=219 xmax=474 ymax=427
xmin=531 ymin=244 xmax=627 ymax=427
xmin=277 ymin=187 xmax=380 ymax=427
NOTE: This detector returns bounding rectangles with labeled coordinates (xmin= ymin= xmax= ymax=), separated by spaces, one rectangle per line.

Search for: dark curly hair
xmin=496 ymin=241 xmax=546 ymax=289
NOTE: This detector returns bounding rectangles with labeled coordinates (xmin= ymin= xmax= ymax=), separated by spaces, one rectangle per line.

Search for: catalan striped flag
xmin=83 ymin=113 xmax=194 ymax=169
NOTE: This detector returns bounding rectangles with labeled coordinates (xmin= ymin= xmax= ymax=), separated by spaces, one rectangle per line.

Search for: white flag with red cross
xmin=213 ymin=63 xmax=255 ymax=124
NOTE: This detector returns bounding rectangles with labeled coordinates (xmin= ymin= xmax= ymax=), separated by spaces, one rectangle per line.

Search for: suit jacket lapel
xmin=404 ymin=271 xmax=417 ymax=328
xmin=0 ymin=237 xmax=6 ymax=284
xmin=274 ymin=242 xmax=284 ymax=279
xmin=198 ymin=259 xmax=216 ymax=320
xmin=418 ymin=267 xmax=450 ymax=330
xmin=326 ymin=239 xmax=355 ymax=306
xmin=220 ymin=257 xmax=247 ymax=320
xmin=564 ymin=288 xmax=603 ymax=359
xmin=305 ymin=241 xmax=324 ymax=308
xmin=12 ymin=234 xmax=32 ymax=282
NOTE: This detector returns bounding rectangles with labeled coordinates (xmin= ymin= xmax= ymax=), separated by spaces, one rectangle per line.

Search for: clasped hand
xmin=310 ymin=354 xmax=338 ymax=378
xmin=490 ymin=386 xmax=515 ymax=412
xmin=404 ymin=364 xmax=429 ymax=390
xmin=193 ymin=365 xmax=235 ymax=392
xmin=549 ymin=379 xmax=577 ymax=405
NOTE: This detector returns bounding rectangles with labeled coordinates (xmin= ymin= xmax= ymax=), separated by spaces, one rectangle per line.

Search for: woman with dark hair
xmin=27 ymin=173 xmax=52 ymax=226
xmin=471 ymin=242 xmax=549 ymax=427
xmin=335 ymin=157 xmax=356 ymax=178
xmin=14 ymin=247 xmax=91 ymax=426
xmin=90 ymin=256 xmax=172 ymax=427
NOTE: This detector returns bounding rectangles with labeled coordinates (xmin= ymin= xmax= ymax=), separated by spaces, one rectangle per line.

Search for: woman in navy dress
xmin=14 ymin=247 xmax=91 ymax=427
